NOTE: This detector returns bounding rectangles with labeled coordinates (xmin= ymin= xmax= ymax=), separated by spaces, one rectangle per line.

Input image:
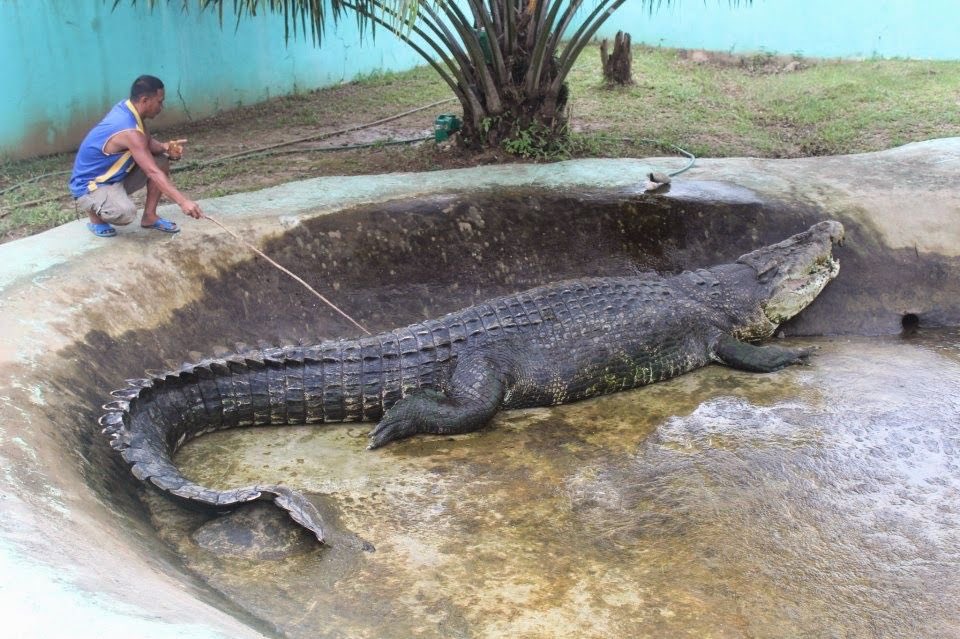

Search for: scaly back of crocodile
xmin=100 ymin=276 xmax=671 ymax=540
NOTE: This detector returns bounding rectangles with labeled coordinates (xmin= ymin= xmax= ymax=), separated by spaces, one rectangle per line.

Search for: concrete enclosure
xmin=1 ymin=140 xmax=959 ymax=636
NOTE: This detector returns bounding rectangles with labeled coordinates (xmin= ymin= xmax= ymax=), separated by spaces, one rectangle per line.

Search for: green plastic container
xmin=434 ymin=114 xmax=462 ymax=142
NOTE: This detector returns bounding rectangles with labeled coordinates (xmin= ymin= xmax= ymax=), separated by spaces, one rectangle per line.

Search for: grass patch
xmin=2 ymin=45 xmax=959 ymax=243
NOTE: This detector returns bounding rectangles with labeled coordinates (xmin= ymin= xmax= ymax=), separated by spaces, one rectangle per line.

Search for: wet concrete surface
xmin=1 ymin=140 xmax=959 ymax=638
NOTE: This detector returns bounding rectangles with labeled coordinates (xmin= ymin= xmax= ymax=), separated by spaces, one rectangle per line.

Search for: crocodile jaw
xmin=762 ymin=252 xmax=840 ymax=325
xmin=737 ymin=220 xmax=844 ymax=328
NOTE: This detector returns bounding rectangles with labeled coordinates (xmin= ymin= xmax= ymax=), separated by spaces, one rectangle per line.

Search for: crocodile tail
xmin=98 ymin=354 xmax=329 ymax=542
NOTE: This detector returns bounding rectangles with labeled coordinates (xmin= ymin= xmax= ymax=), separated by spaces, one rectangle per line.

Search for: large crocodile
xmin=100 ymin=220 xmax=844 ymax=542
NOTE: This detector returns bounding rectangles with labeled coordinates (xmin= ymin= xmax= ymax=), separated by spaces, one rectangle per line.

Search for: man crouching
xmin=69 ymin=74 xmax=203 ymax=237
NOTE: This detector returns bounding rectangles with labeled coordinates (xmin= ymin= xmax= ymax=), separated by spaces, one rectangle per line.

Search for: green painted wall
xmin=0 ymin=1 xmax=423 ymax=159
xmin=599 ymin=0 xmax=959 ymax=60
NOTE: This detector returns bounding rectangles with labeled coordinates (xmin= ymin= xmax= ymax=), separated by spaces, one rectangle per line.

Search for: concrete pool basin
xmin=2 ymin=140 xmax=959 ymax=638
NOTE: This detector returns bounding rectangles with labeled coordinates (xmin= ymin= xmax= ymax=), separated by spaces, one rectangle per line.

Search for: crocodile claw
xmin=367 ymin=414 xmax=416 ymax=450
xmin=793 ymin=345 xmax=819 ymax=364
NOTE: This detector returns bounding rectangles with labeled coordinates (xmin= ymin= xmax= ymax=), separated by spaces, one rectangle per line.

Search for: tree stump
xmin=600 ymin=31 xmax=633 ymax=85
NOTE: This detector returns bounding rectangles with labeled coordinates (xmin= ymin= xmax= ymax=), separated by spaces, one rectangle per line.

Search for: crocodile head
xmin=736 ymin=220 xmax=844 ymax=332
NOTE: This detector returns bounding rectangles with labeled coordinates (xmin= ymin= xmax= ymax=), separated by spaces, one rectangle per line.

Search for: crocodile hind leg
xmin=711 ymin=333 xmax=814 ymax=373
xmin=368 ymin=349 xmax=511 ymax=449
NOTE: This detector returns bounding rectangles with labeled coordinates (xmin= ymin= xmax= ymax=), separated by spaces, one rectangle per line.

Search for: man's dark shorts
xmin=75 ymin=155 xmax=169 ymax=224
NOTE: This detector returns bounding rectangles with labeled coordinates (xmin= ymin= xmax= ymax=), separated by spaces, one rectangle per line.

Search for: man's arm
xmin=146 ymin=136 xmax=166 ymax=155
xmin=115 ymin=130 xmax=202 ymax=218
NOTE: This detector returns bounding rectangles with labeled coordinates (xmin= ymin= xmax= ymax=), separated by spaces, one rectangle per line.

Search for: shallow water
xmin=154 ymin=329 xmax=960 ymax=638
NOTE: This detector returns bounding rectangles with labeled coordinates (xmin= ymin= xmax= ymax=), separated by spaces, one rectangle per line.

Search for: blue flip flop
xmin=141 ymin=218 xmax=180 ymax=234
xmin=87 ymin=222 xmax=117 ymax=238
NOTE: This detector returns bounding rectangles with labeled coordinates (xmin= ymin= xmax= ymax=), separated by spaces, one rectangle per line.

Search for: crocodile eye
xmin=758 ymin=264 xmax=779 ymax=283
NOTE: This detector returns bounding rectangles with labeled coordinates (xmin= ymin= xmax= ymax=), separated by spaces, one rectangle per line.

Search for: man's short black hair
xmin=130 ymin=75 xmax=164 ymax=101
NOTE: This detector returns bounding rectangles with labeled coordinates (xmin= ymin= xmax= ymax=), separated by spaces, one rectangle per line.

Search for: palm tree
xmin=127 ymin=2 xmax=743 ymax=151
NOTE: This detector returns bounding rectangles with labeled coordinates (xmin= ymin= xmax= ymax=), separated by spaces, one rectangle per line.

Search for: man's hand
xmin=118 ymin=130 xmax=200 ymax=217
xmin=164 ymin=139 xmax=188 ymax=160
xmin=179 ymin=199 xmax=203 ymax=219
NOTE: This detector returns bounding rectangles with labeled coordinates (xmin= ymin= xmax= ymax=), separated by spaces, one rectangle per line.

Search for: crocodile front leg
xmin=367 ymin=348 xmax=512 ymax=449
xmin=711 ymin=333 xmax=814 ymax=373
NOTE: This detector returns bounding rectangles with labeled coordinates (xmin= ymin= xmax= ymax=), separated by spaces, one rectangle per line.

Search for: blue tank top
xmin=69 ymin=100 xmax=145 ymax=198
